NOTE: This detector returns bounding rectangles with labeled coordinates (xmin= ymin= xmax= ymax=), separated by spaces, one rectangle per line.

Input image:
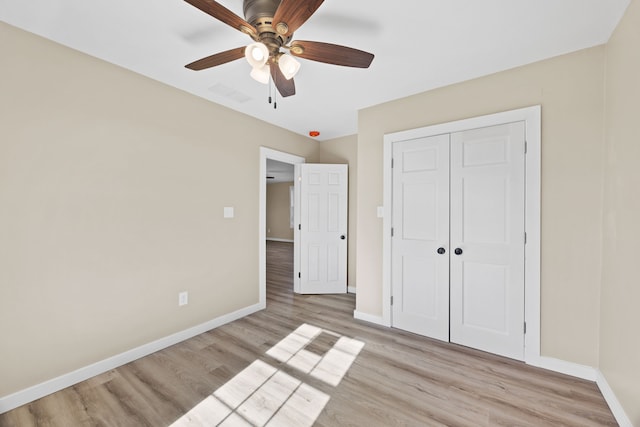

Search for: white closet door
xmin=391 ymin=134 xmax=450 ymax=341
xmin=449 ymin=122 xmax=526 ymax=360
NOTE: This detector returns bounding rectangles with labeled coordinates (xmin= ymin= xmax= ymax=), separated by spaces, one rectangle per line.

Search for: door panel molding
xmin=382 ymin=105 xmax=541 ymax=363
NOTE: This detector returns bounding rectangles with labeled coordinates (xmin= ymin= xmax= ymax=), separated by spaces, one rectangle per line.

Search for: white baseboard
xmin=596 ymin=370 xmax=633 ymax=427
xmin=526 ymin=358 xmax=632 ymax=426
xmin=526 ymin=355 xmax=597 ymax=381
xmin=0 ymin=303 xmax=263 ymax=414
xmin=347 ymin=286 xmax=356 ymax=294
xmin=353 ymin=310 xmax=390 ymax=327
xmin=266 ymin=238 xmax=294 ymax=243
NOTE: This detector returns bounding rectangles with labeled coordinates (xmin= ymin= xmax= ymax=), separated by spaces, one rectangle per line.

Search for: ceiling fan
xmin=183 ymin=0 xmax=375 ymax=98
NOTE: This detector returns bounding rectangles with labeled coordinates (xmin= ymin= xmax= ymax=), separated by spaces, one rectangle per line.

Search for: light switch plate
xmin=178 ymin=291 xmax=188 ymax=306
xmin=224 ymin=207 xmax=234 ymax=218
xmin=377 ymin=206 xmax=384 ymax=218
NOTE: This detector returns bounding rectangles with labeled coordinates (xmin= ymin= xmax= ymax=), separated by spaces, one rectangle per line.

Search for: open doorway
xmin=266 ymin=159 xmax=295 ymax=296
xmin=259 ymin=147 xmax=305 ymax=308
xmin=265 ymin=159 xmax=295 ymax=244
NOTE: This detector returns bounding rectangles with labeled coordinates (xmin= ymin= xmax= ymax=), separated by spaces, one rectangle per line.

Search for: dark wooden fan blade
xmin=273 ymin=0 xmax=324 ymax=37
xmin=290 ymin=40 xmax=374 ymax=68
xmin=184 ymin=0 xmax=256 ymax=36
xmin=270 ymin=62 xmax=296 ymax=97
xmin=185 ymin=46 xmax=246 ymax=70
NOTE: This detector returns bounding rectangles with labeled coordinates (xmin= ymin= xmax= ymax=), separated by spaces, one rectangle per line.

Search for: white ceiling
xmin=1 ymin=0 xmax=630 ymax=141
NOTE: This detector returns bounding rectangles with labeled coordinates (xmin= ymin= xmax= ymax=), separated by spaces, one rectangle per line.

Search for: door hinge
xmin=524 ymin=232 xmax=527 ymax=244
xmin=525 ymin=140 xmax=528 ymax=154
xmin=391 ymin=227 xmax=394 ymax=237
xmin=298 ymin=224 xmax=301 ymax=231
xmin=524 ymin=322 xmax=527 ymax=334
xmin=391 ymin=158 xmax=394 ymax=168
xmin=298 ymin=272 xmax=301 ymax=279
xmin=391 ymin=295 xmax=394 ymax=306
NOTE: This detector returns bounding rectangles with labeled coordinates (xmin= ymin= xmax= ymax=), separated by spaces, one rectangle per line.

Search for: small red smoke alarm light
xmin=309 ymin=131 xmax=320 ymax=138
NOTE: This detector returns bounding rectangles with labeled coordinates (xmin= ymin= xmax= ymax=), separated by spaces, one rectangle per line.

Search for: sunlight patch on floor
xmin=267 ymin=324 xmax=365 ymax=387
xmin=171 ymin=323 xmax=364 ymax=426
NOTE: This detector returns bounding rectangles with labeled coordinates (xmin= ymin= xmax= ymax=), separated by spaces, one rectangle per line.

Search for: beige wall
xmin=318 ymin=135 xmax=357 ymax=288
xmin=0 ymin=22 xmax=318 ymax=397
xmin=266 ymin=182 xmax=294 ymax=241
xmin=356 ymin=47 xmax=606 ymax=367
xmin=4 ymin=2 xmax=640 ymax=419
xmin=602 ymin=0 xmax=640 ymax=423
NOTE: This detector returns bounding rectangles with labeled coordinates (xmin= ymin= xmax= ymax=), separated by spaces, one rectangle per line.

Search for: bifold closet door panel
xmin=391 ymin=134 xmax=450 ymax=341
xmin=449 ymin=121 xmax=526 ymax=361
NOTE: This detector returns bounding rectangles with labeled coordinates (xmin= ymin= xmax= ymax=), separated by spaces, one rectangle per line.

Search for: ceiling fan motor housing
xmin=243 ymin=0 xmax=290 ymax=51
xmin=243 ymin=0 xmax=291 ymax=51
xmin=243 ymin=0 xmax=280 ymax=24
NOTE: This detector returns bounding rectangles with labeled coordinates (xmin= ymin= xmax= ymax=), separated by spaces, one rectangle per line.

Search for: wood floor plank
xmin=0 ymin=241 xmax=618 ymax=426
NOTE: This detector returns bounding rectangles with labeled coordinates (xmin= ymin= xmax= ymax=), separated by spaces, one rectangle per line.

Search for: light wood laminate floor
xmin=0 ymin=241 xmax=617 ymax=426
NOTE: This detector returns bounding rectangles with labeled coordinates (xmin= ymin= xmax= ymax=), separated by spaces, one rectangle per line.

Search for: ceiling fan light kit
xmin=245 ymin=42 xmax=269 ymax=68
xmin=183 ymin=0 xmax=374 ymax=100
xmin=277 ymin=54 xmax=300 ymax=80
xmin=250 ymin=64 xmax=271 ymax=84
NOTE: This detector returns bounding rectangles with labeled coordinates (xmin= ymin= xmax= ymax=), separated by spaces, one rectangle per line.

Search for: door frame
xmin=382 ymin=105 xmax=542 ymax=363
xmin=259 ymin=147 xmax=305 ymax=308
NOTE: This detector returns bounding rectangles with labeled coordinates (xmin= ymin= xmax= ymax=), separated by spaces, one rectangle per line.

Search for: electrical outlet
xmin=178 ymin=291 xmax=188 ymax=306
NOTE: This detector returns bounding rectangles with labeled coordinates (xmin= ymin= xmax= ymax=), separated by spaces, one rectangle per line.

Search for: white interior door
xmin=295 ymin=164 xmax=348 ymax=294
xmin=449 ymin=122 xmax=526 ymax=360
xmin=391 ymin=135 xmax=450 ymax=341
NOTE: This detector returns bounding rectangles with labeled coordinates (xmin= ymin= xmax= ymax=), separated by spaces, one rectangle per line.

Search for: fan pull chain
xmin=272 ymin=74 xmax=277 ymax=109
xmin=266 ymin=75 xmax=276 ymax=109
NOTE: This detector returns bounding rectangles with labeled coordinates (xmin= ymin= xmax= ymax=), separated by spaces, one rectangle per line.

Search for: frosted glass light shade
xmin=278 ymin=54 xmax=301 ymax=80
xmin=250 ymin=64 xmax=270 ymax=84
xmin=245 ymin=42 xmax=269 ymax=68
